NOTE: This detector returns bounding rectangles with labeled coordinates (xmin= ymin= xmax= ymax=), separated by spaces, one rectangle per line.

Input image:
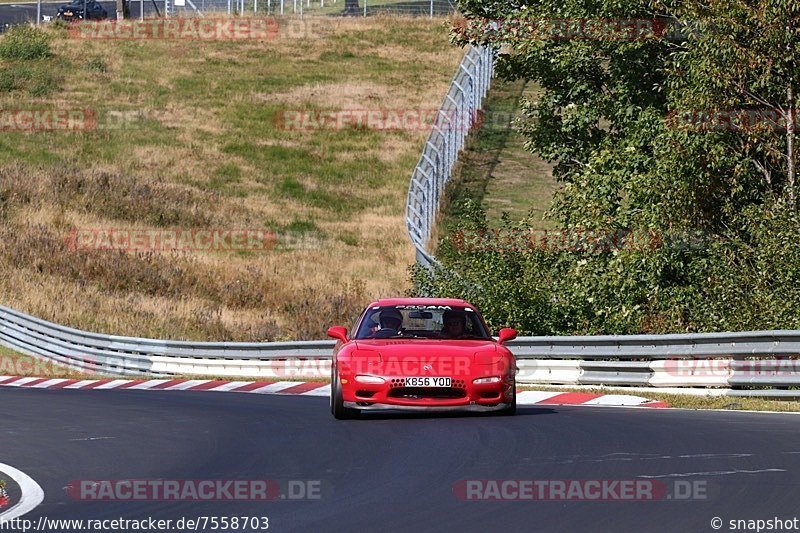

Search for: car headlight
xmin=355 ymin=375 xmax=385 ymax=384
xmin=473 ymin=376 xmax=501 ymax=384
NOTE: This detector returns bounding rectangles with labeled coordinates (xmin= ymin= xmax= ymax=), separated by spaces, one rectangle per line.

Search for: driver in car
xmin=441 ymin=310 xmax=467 ymax=339
xmin=371 ymin=308 xmax=404 ymax=338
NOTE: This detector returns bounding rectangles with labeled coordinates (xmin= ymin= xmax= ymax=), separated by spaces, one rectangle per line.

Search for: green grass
xmin=0 ymin=20 xmax=448 ymax=210
xmin=439 ymin=78 xmax=558 ymax=238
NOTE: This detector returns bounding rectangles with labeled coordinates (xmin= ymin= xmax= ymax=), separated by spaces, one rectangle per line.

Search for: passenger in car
xmin=441 ymin=310 xmax=467 ymax=338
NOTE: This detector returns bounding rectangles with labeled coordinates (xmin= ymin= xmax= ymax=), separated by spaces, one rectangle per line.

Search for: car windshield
xmin=354 ymin=305 xmax=492 ymax=340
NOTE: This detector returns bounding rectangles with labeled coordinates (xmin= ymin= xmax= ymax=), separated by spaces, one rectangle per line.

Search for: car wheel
xmin=330 ymin=367 xmax=359 ymax=420
xmin=497 ymin=382 xmax=516 ymax=416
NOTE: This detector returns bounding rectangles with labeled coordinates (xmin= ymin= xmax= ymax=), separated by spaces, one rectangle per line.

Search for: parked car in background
xmin=56 ymin=0 xmax=108 ymax=21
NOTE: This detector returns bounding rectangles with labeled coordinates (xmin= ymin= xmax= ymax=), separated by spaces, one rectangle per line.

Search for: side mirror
xmin=497 ymin=327 xmax=517 ymax=345
xmin=327 ymin=326 xmax=349 ymax=343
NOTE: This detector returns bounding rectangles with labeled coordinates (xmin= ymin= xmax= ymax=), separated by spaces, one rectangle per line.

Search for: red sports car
xmin=327 ymin=298 xmax=518 ymax=419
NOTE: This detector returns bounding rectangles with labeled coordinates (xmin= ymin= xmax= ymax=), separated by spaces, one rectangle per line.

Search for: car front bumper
xmin=340 ymin=374 xmax=514 ymax=410
xmin=343 ymin=401 xmax=512 ymax=412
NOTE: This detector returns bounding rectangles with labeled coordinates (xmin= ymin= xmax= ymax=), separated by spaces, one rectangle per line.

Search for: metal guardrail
xmin=3 ymin=304 xmax=800 ymax=396
xmin=0 ymin=305 xmax=333 ymax=378
xmin=405 ymin=45 xmax=494 ymax=268
xmin=509 ymin=330 xmax=800 ymax=358
xmin=511 ymin=331 xmax=799 ymax=395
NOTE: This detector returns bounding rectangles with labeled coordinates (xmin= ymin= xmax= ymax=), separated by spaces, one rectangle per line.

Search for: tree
xmin=414 ymin=1 xmax=800 ymax=334
xmin=661 ymin=0 xmax=800 ymax=205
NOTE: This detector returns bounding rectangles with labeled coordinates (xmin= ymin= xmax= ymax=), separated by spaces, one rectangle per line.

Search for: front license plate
xmin=405 ymin=377 xmax=451 ymax=387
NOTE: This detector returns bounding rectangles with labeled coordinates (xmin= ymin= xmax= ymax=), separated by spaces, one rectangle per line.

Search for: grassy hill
xmin=0 ymin=16 xmax=463 ymax=340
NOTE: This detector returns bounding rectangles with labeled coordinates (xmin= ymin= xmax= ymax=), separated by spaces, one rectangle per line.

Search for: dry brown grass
xmin=254 ymin=81 xmax=390 ymax=108
xmin=0 ymin=16 xmax=463 ymax=340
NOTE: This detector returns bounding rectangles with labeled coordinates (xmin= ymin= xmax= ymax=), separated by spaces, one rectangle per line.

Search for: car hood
xmin=353 ymin=339 xmax=497 ymax=360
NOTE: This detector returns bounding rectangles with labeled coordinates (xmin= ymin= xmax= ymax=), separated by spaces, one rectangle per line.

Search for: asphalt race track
xmin=2 ymin=388 xmax=800 ymax=532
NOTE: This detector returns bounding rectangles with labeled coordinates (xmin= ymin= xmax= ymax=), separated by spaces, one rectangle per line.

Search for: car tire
xmin=497 ymin=383 xmax=516 ymax=416
xmin=331 ymin=366 xmax=359 ymax=420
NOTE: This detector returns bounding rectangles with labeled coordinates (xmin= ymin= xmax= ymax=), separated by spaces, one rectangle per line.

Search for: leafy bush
xmin=0 ymin=25 xmax=52 ymax=60
xmin=414 ymin=200 xmax=800 ymax=336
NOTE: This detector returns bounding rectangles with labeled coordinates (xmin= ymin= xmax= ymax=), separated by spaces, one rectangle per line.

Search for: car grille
xmin=388 ymin=387 xmax=466 ymax=400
